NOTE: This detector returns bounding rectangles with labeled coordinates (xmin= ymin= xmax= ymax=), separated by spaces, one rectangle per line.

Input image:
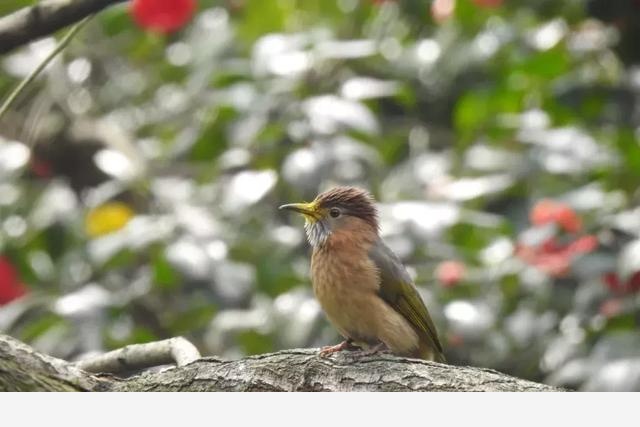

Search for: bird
xmin=279 ymin=186 xmax=446 ymax=362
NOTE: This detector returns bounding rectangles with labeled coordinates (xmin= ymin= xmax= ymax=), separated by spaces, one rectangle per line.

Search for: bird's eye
xmin=329 ymin=208 xmax=341 ymax=218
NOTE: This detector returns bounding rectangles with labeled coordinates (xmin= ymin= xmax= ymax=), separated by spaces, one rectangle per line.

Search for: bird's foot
xmin=319 ymin=340 xmax=360 ymax=357
xmin=352 ymin=342 xmax=389 ymax=358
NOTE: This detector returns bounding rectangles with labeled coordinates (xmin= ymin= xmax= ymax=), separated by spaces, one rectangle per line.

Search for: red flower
xmin=566 ymin=235 xmax=598 ymax=254
xmin=556 ymin=208 xmax=582 ymax=233
xmin=599 ymin=298 xmax=623 ymax=318
xmin=131 ymin=0 xmax=196 ymax=34
xmin=30 ymin=158 xmax=53 ymax=178
xmin=0 ymin=257 xmax=27 ymax=305
xmin=530 ymin=199 xmax=582 ymax=233
xmin=431 ymin=0 xmax=455 ymax=23
xmin=516 ymin=245 xmax=571 ymax=277
xmin=516 ymin=235 xmax=598 ymax=278
xmin=602 ymin=271 xmax=640 ymax=295
xmin=435 ymin=260 xmax=465 ymax=288
xmin=472 ymin=0 xmax=503 ymax=8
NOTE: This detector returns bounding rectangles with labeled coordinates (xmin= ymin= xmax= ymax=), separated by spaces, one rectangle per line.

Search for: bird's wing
xmin=369 ymin=238 xmax=444 ymax=357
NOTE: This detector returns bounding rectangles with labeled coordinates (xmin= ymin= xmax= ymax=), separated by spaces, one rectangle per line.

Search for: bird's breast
xmin=310 ymin=245 xmax=381 ymax=342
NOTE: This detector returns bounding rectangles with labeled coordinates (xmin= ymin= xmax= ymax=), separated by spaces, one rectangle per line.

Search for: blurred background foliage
xmin=1 ymin=0 xmax=640 ymax=391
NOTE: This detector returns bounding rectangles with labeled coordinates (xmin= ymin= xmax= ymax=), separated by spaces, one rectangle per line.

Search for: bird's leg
xmin=319 ymin=339 xmax=360 ymax=357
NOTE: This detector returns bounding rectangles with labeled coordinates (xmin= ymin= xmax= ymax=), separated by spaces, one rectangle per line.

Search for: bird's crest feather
xmin=315 ymin=186 xmax=378 ymax=229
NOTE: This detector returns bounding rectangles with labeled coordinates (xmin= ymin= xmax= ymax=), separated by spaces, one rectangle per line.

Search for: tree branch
xmin=0 ymin=333 xmax=109 ymax=391
xmin=0 ymin=334 xmax=562 ymax=392
xmin=0 ymin=16 xmax=91 ymax=122
xmin=76 ymin=337 xmax=201 ymax=374
xmin=0 ymin=0 xmax=128 ymax=55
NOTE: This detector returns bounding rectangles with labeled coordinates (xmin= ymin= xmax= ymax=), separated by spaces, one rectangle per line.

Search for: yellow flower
xmin=85 ymin=202 xmax=135 ymax=237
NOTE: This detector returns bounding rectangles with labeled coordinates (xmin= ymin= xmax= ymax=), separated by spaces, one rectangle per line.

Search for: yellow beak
xmin=279 ymin=202 xmax=319 ymax=221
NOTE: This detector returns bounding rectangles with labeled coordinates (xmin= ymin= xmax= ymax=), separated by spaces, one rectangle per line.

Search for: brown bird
xmin=280 ymin=186 xmax=445 ymax=362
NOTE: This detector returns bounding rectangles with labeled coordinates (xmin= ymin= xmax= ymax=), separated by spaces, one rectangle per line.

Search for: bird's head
xmin=279 ymin=186 xmax=379 ymax=247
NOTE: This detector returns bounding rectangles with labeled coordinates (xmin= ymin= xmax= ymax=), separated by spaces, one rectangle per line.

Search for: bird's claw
xmin=354 ymin=342 xmax=389 ymax=357
xmin=318 ymin=340 xmax=360 ymax=357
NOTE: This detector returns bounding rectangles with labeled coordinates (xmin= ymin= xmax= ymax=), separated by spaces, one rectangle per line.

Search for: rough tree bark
xmin=0 ymin=0 xmax=128 ymax=55
xmin=0 ymin=334 xmax=561 ymax=392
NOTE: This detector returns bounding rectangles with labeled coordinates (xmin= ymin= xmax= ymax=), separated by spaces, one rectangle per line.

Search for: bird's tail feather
xmin=417 ymin=341 xmax=447 ymax=363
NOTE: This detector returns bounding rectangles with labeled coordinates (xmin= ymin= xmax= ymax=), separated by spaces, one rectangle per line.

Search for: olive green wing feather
xmin=369 ymin=239 xmax=445 ymax=362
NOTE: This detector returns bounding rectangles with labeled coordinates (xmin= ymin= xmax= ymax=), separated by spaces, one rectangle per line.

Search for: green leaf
xmin=454 ymin=90 xmax=491 ymax=136
xmin=153 ymin=250 xmax=179 ymax=290
xmin=516 ymin=47 xmax=570 ymax=80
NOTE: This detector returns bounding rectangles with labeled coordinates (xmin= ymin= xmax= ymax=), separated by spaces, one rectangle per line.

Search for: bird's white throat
xmin=304 ymin=220 xmax=330 ymax=247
